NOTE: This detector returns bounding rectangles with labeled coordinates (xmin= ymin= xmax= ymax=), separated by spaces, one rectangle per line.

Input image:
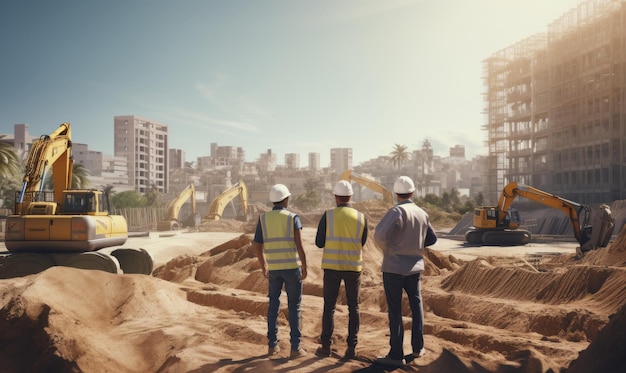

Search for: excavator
xmin=156 ymin=183 xmax=201 ymax=231
xmin=0 ymin=123 xmax=153 ymax=278
xmin=205 ymin=180 xmax=249 ymax=221
xmin=340 ymin=170 xmax=394 ymax=205
xmin=465 ymin=182 xmax=615 ymax=254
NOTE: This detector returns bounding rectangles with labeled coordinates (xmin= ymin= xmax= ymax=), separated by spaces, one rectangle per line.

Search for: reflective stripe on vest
xmin=261 ymin=209 xmax=301 ymax=270
xmin=321 ymin=207 xmax=365 ymax=271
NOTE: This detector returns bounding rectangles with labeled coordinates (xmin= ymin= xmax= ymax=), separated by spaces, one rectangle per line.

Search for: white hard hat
xmin=269 ymin=184 xmax=291 ymax=202
xmin=333 ymin=180 xmax=353 ymax=196
xmin=393 ymin=176 xmax=416 ymax=194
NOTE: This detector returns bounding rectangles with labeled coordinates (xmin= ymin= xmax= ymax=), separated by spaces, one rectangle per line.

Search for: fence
xmin=1 ymin=207 xmax=173 ymax=233
xmin=113 ymin=207 xmax=166 ymax=232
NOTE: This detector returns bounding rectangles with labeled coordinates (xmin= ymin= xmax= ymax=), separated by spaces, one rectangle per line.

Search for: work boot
xmin=290 ymin=348 xmax=308 ymax=359
xmin=411 ymin=348 xmax=426 ymax=358
xmin=375 ymin=355 xmax=406 ymax=367
xmin=344 ymin=346 xmax=356 ymax=359
xmin=267 ymin=345 xmax=280 ymax=357
xmin=315 ymin=345 xmax=331 ymax=357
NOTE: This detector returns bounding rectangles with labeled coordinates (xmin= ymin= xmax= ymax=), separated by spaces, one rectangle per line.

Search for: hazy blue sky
xmin=1 ymin=0 xmax=582 ymax=166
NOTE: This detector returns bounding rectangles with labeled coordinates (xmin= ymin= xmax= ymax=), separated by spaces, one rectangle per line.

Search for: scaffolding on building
xmin=482 ymin=0 xmax=626 ymax=204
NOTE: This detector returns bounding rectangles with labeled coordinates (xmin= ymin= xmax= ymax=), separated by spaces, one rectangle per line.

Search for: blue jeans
xmin=382 ymin=272 xmax=423 ymax=360
xmin=267 ymin=267 xmax=303 ymax=350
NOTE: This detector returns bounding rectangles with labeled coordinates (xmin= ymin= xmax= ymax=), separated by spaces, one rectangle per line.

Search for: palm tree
xmin=0 ymin=136 xmax=21 ymax=179
xmin=389 ymin=144 xmax=410 ymax=168
xmin=71 ymin=163 xmax=91 ymax=189
xmin=43 ymin=163 xmax=91 ymax=190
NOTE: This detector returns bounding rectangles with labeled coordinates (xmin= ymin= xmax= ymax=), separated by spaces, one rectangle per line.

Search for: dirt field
xmin=1 ymin=214 xmax=625 ymax=372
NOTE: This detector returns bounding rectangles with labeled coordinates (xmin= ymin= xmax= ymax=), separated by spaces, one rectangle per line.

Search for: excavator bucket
xmin=579 ymin=204 xmax=615 ymax=254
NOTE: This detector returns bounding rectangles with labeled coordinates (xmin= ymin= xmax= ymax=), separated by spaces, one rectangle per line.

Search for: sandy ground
xmin=1 ymin=217 xmax=625 ymax=372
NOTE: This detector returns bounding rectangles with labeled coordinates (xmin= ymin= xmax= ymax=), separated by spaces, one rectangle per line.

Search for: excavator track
xmin=482 ymin=230 xmax=531 ymax=246
xmin=465 ymin=229 xmax=531 ymax=246
xmin=0 ymin=248 xmax=153 ymax=279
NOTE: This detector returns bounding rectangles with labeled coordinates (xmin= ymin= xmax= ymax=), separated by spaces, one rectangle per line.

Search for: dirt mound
xmin=581 ymin=222 xmax=626 ymax=267
xmin=566 ymin=302 xmax=626 ymax=373
xmin=2 ymin=218 xmax=626 ymax=372
xmin=0 ymin=267 xmax=205 ymax=372
xmin=196 ymin=218 xmax=246 ymax=233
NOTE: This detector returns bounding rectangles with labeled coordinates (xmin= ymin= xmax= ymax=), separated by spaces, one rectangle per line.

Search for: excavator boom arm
xmin=340 ymin=170 xmax=393 ymax=205
xmin=20 ymin=123 xmax=73 ymax=205
xmin=205 ymin=180 xmax=248 ymax=220
xmin=165 ymin=183 xmax=196 ymax=221
xmin=497 ymin=182 xmax=589 ymax=241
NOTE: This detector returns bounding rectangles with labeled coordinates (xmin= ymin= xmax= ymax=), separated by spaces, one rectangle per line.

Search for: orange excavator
xmin=465 ymin=182 xmax=614 ymax=254
xmin=1 ymin=123 xmax=153 ymax=278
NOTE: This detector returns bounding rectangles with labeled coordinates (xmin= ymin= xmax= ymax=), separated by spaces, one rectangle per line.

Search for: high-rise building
xmin=449 ymin=145 xmax=465 ymax=159
xmin=330 ymin=148 xmax=352 ymax=173
xmin=169 ymin=149 xmax=185 ymax=170
xmin=285 ymin=153 xmax=300 ymax=169
xmin=308 ymin=152 xmax=320 ymax=173
xmin=257 ymin=149 xmax=277 ymax=172
xmin=0 ymin=124 xmax=33 ymax=160
xmin=72 ymin=143 xmax=103 ymax=176
xmin=114 ymin=115 xmax=169 ymax=194
xmin=483 ymin=0 xmax=626 ymax=203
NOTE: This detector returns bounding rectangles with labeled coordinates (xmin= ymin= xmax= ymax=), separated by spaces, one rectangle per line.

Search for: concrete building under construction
xmin=483 ymin=0 xmax=626 ymax=204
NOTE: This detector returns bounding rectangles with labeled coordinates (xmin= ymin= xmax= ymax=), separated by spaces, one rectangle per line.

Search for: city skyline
xmin=1 ymin=0 xmax=582 ymax=166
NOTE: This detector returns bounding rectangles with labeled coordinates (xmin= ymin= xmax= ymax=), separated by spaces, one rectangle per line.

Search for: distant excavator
xmin=465 ymin=182 xmax=615 ymax=254
xmin=205 ymin=180 xmax=249 ymax=221
xmin=156 ymin=183 xmax=201 ymax=231
xmin=1 ymin=123 xmax=153 ymax=278
xmin=340 ymin=169 xmax=394 ymax=205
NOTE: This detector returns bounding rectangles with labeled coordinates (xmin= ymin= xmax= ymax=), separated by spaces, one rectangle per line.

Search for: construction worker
xmin=374 ymin=176 xmax=437 ymax=367
xmin=315 ymin=180 xmax=367 ymax=360
xmin=252 ymin=184 xmax=308 ymax=359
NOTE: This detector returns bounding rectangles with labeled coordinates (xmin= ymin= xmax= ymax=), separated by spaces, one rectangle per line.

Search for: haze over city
xmin=1 ymin=0 xmax=581 ymax=166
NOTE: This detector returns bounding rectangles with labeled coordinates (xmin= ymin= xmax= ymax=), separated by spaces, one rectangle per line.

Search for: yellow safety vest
xmin=321 ymin=207 xmax=365 ymax=271
xmin=261 ymin=209 xmax=301 ymax=270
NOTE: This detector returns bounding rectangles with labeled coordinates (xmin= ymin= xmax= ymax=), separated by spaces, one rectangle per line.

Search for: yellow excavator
xmin=340 ymin=170 xmax=394 ymax=205
xmin=205 ymin=180 xmax=248 ymax=221
xmin=156 ymin=183 xmax=200 ymax=231
xmin=465 ymin=182 xmax=615 ymax=254
xmin=1 ymin=123 xmax=153 ymax=278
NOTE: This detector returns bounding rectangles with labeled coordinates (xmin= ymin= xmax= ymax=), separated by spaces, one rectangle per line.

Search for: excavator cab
xmin=472 ymin=207 xmax=521 ymax=230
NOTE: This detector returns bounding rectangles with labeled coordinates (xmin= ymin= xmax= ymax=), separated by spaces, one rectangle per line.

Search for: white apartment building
xmin=114 ymin=115 xmax=169 ymax=194
xmin=72 ymin=143 xmax=103 ymax=176
xmin=308 ymin=152 xmax=320 ymax=173
xmin=330 ymin=148 xmax=352 ymax=173
xmin=285 ymin=153 xmax=300 ymax=169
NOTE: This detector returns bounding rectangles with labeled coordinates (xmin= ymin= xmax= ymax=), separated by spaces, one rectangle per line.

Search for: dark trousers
xmin=383 ymin=272 xmax=423 ymax=360
xmin=320 ymin=269 xmax=361 ymax=348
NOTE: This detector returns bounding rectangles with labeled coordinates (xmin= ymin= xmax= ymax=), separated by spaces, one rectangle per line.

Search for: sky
xmin=0 ymin=0 xmax=583 ymax=167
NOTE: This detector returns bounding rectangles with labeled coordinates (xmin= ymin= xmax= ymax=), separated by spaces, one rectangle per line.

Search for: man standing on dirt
xmin=252 ymin=184 xmax=308 ymax=359
xmin=314 ymin=180 xmax=368 ymax=360
xmin=374 ymin=176 xmax=437 ymax=367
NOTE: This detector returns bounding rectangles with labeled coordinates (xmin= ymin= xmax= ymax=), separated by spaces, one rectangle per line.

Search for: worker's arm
xmin=315 ymin=212 xmax=327 ymax=248
xmin=294 ymin=228 xmax=307 ymax=280
xmin=374 ymin=207 xmax=401 ymax=253
xmin=252 ymin=241 xmax=268 ymax=278
xmin=362 ymin=217 xmax=368 ymax=246
xmin=425 ymin=223 xmax=437 ymax=247
xmin=252 ymin=217 xmax=268 ymax=277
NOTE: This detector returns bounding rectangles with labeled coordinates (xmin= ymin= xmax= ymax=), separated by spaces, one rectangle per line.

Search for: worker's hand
xmin=262 ymin=267 xmax=269 ymax=278
xmin=301 ymin=266 xmax=307 ymax=281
